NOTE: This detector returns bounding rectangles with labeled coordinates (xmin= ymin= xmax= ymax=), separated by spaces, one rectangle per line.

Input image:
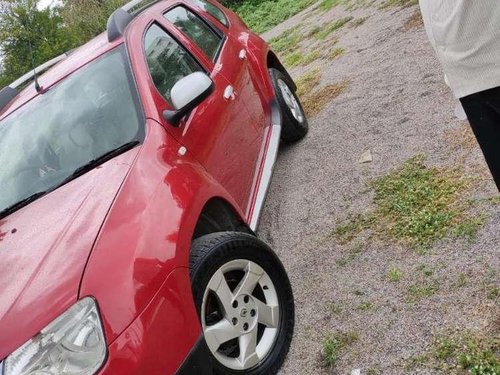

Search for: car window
xmin=164 ymin=6 xmax=223 ymax=60
xmin=194 ymin=0 xmax=228 ymax=27
xmin=0 ymin=47 xmax=143 ymax=217
xmin=144 ymin=24 xmax=203 ymax=104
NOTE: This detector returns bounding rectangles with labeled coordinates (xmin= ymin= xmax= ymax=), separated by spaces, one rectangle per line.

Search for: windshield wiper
xmin=0 ymin=191 xmax=48 ymax=219
xmin=61 ymin=141 xmax=141 ymax=184
xmin=0 ymin=141 xmax=141 ymax=220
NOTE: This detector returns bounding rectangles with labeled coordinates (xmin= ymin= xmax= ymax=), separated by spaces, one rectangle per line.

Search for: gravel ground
xmin=257 ymin=2 xmax=500 ymax=374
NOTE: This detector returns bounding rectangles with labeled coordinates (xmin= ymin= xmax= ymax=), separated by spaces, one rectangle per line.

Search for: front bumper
xmin=175 ymin=336 xmax=213 ymax=375
xmin=0 ymin=270 xmax=211 ymax=375
xmin=96 ymin=268 xmax=212 ymax=375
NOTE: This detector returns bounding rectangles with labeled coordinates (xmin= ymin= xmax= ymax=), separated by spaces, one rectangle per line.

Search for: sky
xmin=37 ymin=0 xmax=61 ymax=10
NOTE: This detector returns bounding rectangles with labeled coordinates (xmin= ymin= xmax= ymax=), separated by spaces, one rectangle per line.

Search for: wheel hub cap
xmin=278 ymin=79 xmax=304 ymax=123
xmin=201 ymin=259 xmax=280 ymax=371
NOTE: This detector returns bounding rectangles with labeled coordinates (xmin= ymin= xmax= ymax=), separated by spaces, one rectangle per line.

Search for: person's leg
xmin=460 ymin=86 xmax=500 ymax=191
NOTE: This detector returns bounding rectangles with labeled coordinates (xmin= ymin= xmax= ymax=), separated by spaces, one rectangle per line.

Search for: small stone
xmin=351 ymin=369 xmax=361 ymax=375
xmin=359 ymin=150 xmax=373 ymax=164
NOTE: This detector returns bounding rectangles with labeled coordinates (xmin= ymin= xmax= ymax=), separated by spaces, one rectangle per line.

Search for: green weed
xmin=387 ymin=267 xmax=403 ymax=282
xmin=334 ymin=157 xmax=483 ymax=249
xmin=321 ymin=331 xmax=359 ymax=368
xmin=228 ymin=0 xmax=315 ymax=33
xmin=380 ymin=0 xmax=418 ymax=9
xmin=433 ymin=331 xmax=500 ymax=375
xmin=311 ymin=17 xmax=353 ymax=40
xmin=296 ymin=68 xmax=322 ymax=97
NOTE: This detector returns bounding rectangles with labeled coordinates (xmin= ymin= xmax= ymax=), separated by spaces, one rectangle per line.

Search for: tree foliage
xmin=0 ymin=0 xmax=127 ymax=87
xmin=0 ymin=0 xmax=76 ymax=86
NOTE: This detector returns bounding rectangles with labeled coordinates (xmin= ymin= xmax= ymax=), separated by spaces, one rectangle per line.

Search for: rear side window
xmin=144 ymin=24 xmax=203 ymax=104
xmin=164 ymin=6 xmax=223 ymax=60
xmin=194 ymin=0 xmax=228 ymax=27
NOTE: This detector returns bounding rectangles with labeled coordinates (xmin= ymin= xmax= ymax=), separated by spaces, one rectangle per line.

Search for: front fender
xmin=80 ymin=120 xmax=245 ymax=345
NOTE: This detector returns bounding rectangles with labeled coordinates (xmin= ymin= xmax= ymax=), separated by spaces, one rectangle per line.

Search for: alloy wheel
xmin=201 ymin=259 xmax=280 ymax=371
xmin=277 ymin=79 xmax=304 ymax=124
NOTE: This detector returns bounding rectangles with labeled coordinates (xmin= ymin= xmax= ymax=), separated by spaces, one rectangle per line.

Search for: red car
xmin=0 ymin=0 xmax=308 ymax=374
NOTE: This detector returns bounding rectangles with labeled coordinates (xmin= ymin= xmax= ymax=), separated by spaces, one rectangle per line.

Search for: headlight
xmin=3 ymin=297 xmax=107 ymax=375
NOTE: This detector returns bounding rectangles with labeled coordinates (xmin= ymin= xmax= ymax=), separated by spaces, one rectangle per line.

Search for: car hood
xmin=0 ymin=148 xmax=140 ymax=360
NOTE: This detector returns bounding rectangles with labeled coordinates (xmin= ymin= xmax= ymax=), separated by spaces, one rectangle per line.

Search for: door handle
xmin=239 ymin=49 xmax=247 ymax=60
xmin=224 ymin=85 xmax=236 ymax=101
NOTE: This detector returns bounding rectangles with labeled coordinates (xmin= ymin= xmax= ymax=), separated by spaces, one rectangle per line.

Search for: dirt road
xmin=257 ymin=1 xmax=500 ymax=374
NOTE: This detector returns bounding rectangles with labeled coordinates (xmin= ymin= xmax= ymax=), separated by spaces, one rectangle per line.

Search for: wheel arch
xmin=267 ymin=51 xmax=297 ymax=91
xmin=192 ymin=197 xmax=253 ymax=240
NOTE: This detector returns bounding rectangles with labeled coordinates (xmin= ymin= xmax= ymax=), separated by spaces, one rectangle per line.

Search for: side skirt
xmin=248 ymin=100 xmax=282 ymax=232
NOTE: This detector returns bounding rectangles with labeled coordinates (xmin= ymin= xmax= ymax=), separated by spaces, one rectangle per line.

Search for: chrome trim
xmin=249 ymin=124 xmax=282 ymax=232
xmin=122 ymin=0 xmax=145 ymax=12
xmin=9 ymin=53 xmax=68 ymax=89
xmin=0 ymin=361 xmax=3 ymax=375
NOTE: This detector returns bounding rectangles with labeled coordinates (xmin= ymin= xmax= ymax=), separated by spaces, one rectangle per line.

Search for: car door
xmin=188 ymin=0 xmax=267 ymax=132
xmin=142 ymin=18 xmax=261 ymax=210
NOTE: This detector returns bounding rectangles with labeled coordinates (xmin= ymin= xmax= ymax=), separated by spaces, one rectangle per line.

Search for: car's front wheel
xmin=190 ymin=232 xmax=294 ymax=375
xmin=270 ymin=68 xmax=309 ymax=143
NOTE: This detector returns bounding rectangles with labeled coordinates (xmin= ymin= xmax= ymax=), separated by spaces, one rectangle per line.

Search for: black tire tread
xmin=270 ymin=68 xmax=309 ymax=143
xmin=189 ymin=232 xmax=294 ymax=375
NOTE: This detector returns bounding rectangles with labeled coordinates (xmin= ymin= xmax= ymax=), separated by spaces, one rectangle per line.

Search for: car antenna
xmin=28 ymin=40 xmax=43 ymax=93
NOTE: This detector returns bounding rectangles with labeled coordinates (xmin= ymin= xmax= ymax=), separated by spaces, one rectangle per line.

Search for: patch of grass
xmin=453 ymin=273 xmax=468 ymax=289
xmin=302 ymin=81 xmax=349 ymax=117
xmin=380 ymin=0 xmax=418 ymax=9
xmin=403 ymin=9 xmax=423 ymax=31
xmin=487 ymin=286 xmax=499 ymax=300
xmin=317 ymin=0 xmax=374 ymax=12
xmin=336 ymin=243 xmax=364 ymax=267
xmin=405 ymin=354 xmax=431 ymax=369
xmin=351 ymin=16 xmax=368 ymax=28
xmin=407 ymin=279 xmax=439 ymax=302
xmin=328 ymin=47 xmax=346 ymax=60
xmin=270 ymin=29 xmax=324 ymax=68
xmin=335 ymin=213 xmax=375 ymax=244
xmin=312 ymin=17 xmax=353 ymax=40
xmin=283 ymin=52 xmax=302 ymax=67
xmin=387 ymin=267 xmax=403 ymax=282
xmin=318 ymin=0 xmax=341 ymax=12
xmin=433 ymin=331 xmax=500 ymax=375
xmin=367 ymin=367 xmax=381 ymax=375
xmin=229 ymin=0 xmax=316 ymax=34
xmin=356 ymin=301 xmax=375 ymax=311
xmin=334 ymin=156 xmax=483 ymax=249
xmin=417 ymin=263 xmax=433 ymax=277
xmin=321 ymin=331 xmax=359 ymax=368
xmin=269 ymin=28 xmax=301 ymax=55
xmin=285 ymin=49 xmax=321 ymax=67
xmin=329 ymin=302 xmax=343 ymax=314
xmin=488 ymin=196 xmax=500 ymax=205
xmin=296 ymin=68 xmax=322 ymax=97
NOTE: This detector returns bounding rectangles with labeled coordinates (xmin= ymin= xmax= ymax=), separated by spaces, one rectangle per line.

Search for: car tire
xmin=269 ymin=68 xmax=309 ymax=143
xmin=190 ymin=232 xmax=294 ymax=375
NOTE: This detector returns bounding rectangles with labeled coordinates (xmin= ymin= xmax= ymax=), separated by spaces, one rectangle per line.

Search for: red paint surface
xmin=0 ymin=0 xmax=279 ymax=373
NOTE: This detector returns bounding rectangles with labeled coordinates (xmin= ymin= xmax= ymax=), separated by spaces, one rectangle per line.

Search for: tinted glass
xmin=164 ymin=6 xmax=222 ymax=60
xmin=0 ymin=48 xmax=142 ymax=216
xmin=195 ymin=0 xmax=228 ymax=26
xmin=144 ymin=24 xmax=203 ymax=103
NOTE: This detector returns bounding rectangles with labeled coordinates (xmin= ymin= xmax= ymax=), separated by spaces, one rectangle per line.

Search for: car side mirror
xmin=163 ymin=72 xmax=214 ymax=126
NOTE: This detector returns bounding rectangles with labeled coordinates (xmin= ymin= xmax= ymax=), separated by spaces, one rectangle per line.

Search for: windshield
xmin=0 ymin=47 xmax=143 ymax=217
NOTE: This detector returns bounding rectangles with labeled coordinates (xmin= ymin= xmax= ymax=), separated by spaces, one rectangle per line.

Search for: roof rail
xmin=0 ymin=53 xmax=68 ymax=113
xmin=107 ymin=0 xmax=159 ymax=42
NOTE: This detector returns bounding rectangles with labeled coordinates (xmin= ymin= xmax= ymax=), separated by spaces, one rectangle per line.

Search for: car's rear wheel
xmin=270 ymin=68 xmax=309 ymax=143
xmin=190 ymin=232 xmax=294 ymax=375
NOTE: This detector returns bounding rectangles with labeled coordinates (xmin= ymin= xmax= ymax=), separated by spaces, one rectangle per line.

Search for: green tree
xmin=60 ymin=0 xmax=125 ymax=45
xmin=0 ymin=0 xmax=76 ymax=86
